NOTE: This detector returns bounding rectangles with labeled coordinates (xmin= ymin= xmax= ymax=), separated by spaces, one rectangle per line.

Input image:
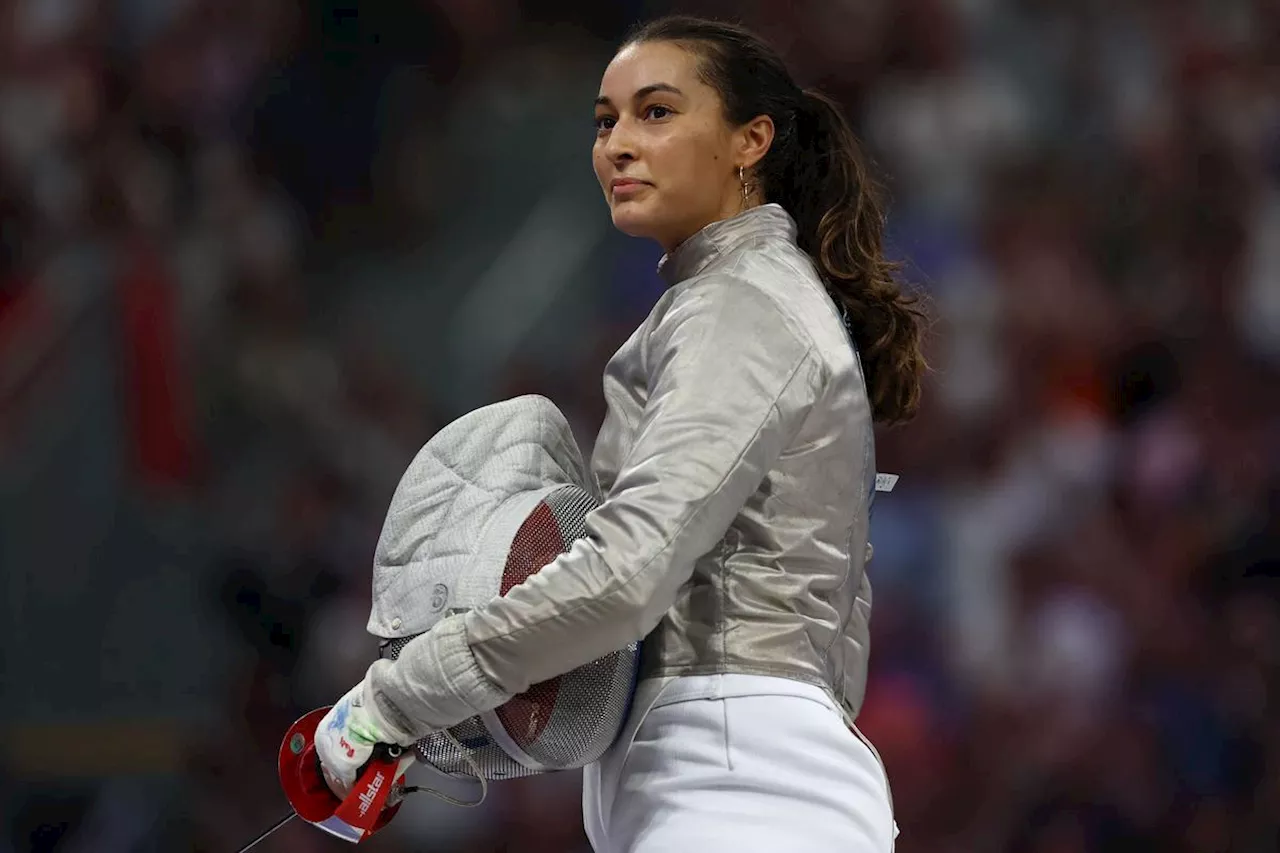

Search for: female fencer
xmin=317 ymin=15 xmax=926 ymax=853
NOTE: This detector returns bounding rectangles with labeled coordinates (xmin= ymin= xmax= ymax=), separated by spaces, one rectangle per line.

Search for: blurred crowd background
xmin=1 ymin=0 xmax=1278 ymax=851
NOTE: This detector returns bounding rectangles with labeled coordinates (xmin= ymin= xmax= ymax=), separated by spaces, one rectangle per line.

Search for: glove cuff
xmin=366 ymin=612 xmax=512 ymax=741
xmin=357 ymin=677 xmax=418 ymax=747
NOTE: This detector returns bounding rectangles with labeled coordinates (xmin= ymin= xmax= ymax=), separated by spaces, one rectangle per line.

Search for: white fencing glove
xmin=314 ymin=680 xmax=415 ymax=799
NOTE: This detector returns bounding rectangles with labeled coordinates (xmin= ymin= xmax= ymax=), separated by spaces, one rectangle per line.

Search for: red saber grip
xmin=333 ymin=747 xmax=404 ymax=836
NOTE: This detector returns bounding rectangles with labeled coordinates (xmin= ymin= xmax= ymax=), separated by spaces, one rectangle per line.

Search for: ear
xmin=736 ymin=114 xmax=775 ymax=171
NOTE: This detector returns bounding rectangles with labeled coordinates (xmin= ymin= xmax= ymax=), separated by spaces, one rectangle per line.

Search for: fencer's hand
xmin=314 ymin=681 xmax=413 ymax=799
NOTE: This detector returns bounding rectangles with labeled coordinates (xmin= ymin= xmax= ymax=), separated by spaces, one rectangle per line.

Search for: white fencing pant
xmin=583 ymin=673 xmax=897 ymax=853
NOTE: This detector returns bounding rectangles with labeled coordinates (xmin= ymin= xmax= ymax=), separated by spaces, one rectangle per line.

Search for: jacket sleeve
xmin=365 ymin=277 xmax=822 ymax=739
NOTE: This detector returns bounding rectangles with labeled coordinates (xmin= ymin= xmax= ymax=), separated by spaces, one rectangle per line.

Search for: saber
xmin=234 ymin=810 xmax=296 ymax=853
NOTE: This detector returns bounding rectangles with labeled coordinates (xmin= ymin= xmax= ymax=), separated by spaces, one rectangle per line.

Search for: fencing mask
xmin=365 ymin=395 xmax=640 ymax=788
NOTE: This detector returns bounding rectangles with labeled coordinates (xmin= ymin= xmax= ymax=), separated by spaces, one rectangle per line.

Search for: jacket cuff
xmin=364 ymin=613 xmax=512 ymax=742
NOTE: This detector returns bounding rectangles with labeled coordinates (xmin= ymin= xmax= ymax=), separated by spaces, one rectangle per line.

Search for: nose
xmin=602 ymin=116 xmax=638 ymax=167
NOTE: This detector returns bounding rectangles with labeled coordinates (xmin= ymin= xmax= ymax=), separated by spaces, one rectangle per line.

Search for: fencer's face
xmin=592 ymin=41 xmax=748 ymax=253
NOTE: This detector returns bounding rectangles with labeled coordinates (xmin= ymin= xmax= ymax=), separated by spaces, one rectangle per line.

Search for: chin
xmin=609 ymin=200 xmax=663 ymax=241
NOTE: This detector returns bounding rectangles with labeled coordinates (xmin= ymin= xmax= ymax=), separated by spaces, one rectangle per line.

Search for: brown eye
xmin=645 ymin=105 xmax=673 ymax=120
xmin=595 ymin=115 xmax=616 ymax=132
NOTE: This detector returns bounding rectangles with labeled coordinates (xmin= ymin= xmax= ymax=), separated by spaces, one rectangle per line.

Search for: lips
xmin=610 ymin=178 xmax=650 ymax=192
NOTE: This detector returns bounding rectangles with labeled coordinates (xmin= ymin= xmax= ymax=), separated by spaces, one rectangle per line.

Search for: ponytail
xmin=626 ymin=16 xmax=928 ymax=425
xmin=782 ymin=90 xmax=927 ymax=424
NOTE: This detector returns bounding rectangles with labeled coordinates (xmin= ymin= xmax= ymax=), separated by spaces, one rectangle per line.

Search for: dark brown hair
xmin=625 ymin=16 xmax=927 ymax=424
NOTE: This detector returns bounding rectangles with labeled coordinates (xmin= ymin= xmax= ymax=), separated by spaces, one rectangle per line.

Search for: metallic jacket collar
xmin=658 ymin=203 xmax=799 ymax=286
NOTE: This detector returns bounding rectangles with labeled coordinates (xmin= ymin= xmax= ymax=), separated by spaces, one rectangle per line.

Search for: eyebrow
xmin=594 ymin=83 xmax=685 ymax=108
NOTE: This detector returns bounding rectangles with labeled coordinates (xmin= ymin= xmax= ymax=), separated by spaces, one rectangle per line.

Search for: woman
xmin=317 ymin=15 xmax=925 ymax=853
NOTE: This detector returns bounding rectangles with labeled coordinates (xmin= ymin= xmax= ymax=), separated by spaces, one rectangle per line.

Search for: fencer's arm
xmin=363 ymin=276 xmax=821 ymax=740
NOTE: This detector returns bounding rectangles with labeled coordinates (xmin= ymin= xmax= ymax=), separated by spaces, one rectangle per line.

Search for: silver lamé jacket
xmin=365 ymin=203 xmax=880 ymax=742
